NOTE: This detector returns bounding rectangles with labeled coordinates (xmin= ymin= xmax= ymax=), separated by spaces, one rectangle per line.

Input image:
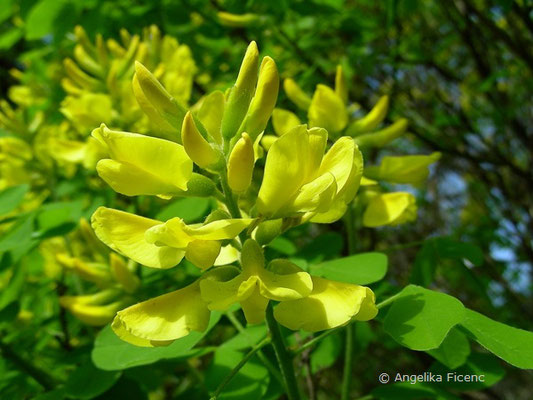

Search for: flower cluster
xmin=88 ymin=42 xmax=379 ymax=346
xmin=267 ymin=67 xmax=441 ymax=227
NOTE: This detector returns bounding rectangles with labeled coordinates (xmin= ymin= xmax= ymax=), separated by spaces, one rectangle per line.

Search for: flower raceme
xmin=111 ymin=239 xmax=377 ymax=347
xmin=84 ymin=41 xmax=381 ymax=347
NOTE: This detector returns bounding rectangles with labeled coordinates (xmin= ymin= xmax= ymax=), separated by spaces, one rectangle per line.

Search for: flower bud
xmin=242 ymin=57 xmax=279 ymax=140
xmin=283 ymin=78 xmax=312 ymax=111
xmin=181 ymin=111 xmax=222 ymax=169
xmin=347 ymin=95 xmax=389 ymax=136
xmin=217 ymin=12 xmax=261 ymax=27
xmin=133 ymin=61 xmax=186 ymax=132
xmin=110 ymin=253 xmax=140 ymax=293
xmin=183 ymin=173 xmax=217 ymax=197
xmin=63 ymin=58 xmax=100 ymax=90
xmin=335 ymin=65 xmax=348 ymax=104
xmin=254 ymin=219 xmax=283 ymax=245
xmin=221 ymin=42 xmax=259 ymax=140
xmin=227 ymin=132 xmax=254 ymax=193
xmin=73 ymin=44 xmax=103 ymax=78
xmin=354 ymin=118 xmax=408 ymax=148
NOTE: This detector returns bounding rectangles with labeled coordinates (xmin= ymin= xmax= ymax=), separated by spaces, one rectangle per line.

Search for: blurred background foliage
xmin=0 ymin=0 xmax=532 ymax=399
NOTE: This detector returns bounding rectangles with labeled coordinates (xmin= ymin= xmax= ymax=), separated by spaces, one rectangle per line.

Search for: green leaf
xmin=430 ymin=352 xmax=505 ymax=391
xmin=310 ymin=252 xmax=387 ymax=285
xmin=221 ymin=324 xmax=267 ymax=351
xmin=268 ymin=236 xmax=297 ymax=256
xmin=460 ymin=309 xmax=533 ymax=369
xmin=410 ymin=238 xmax=483 ymax=286
xmin=427 ymin=328 xmax=470 ymax=369
xmin=205 ymin=348 xmax=270 ymax=400
xmin=155 ymin=197 xmax=210 ymax=223
xmin=383 ymin=285 xmax=465 ymax=350
xmin=310 ymin=332 xmax=342 ymax=373
xmin=65 ymin=360 xmax=121 ymax=399
xmin=92 ymin=312 xmax=221 ymax=370
xmin=0 ymin=214 xmax=35 ymax=255
xmin=24 ymin=0 xmax=69 ymax=40
xmin=36 ymin=200 xmax=84 ymax=232
xmin=0 ymin=184 xmax=29 ymax=216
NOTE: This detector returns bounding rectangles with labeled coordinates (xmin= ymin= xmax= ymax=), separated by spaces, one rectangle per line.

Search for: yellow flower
xmin=308 ymin=84 xmax=348 ymax=134
xmin=227 ymin=132 xmax=255 ymax=193
xmin=199 ymin=239 xmax=313 ymax=323
xmin=271 ymin=108 xmax=301 ymax=136
xmin=60 ymin=289 xmax=128 ymax=326
xmin=363 ymin=192 xmax=417 ymax=227
xmin=273 ymin=276 xmax=377 ymax=331
xmin=364 ymin=152 xmax=441 ymax=186
xmin=111 ymin=281 xmax=210 ymax=347
xmin=92 ymin=124 xmax=193 ymax=198
xmin=346 ymin=95 xmax=389 ymax=136
xmin=257 ymin=125 xmax=362 ymax=220
xmin=91 ymin=207 xmax=252 ymax=269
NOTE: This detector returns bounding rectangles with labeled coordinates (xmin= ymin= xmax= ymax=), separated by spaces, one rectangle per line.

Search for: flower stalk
xmin=265 ymin=303 xmax=301 ymax=400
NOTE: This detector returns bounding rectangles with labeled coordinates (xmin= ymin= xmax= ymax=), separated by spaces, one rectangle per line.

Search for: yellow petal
xmin=318 ymin=136 xmax=355 ymax=194
xmin=257 ymin=125 xmax=309 ymax=216
xmin=272 ymin=108 xmax=301 ymax=136
xmin=110 ymin=253 xmax=140 ymax=293
xmin=197 ymin=90 xmax=224 ymax=144
xmin=274 ymin=277 xmax=377 ymax=331
xmin=364 ymin=152 xmax=441 ymax=186
xmin=181 ymin=111 xmax=221 ymax=169
xmin=133 ymin=61 xmax=186 ymax=131
xmin=347 ymin=95 xmax=389 ymax=136
xmin=112 ymin=281 xmax=210 ymax=345
xmin=362 ymin=192 xmax=417 ymax=227
xmin=92 ymin=124 xmax=193 ymax=196
xmin=241 ymin=287 xmax=269 ymax=324
xmin=91 ymin=207 xmax=185 ymax=269
xmin=284 ymin=78 xmax=311 ymax=111
xmin=67 ymin=300 xmax=126 ymax=326
xmin=183 ymin=218 xmax=253 ymax=240
xmin=308 ymin=84 xmax=348 ymax=133
xmin=243 ymin=56 xmax=279 ymax=140
xmin=221 ymin=42 xmax=259 ymax=140
xmin=258 ymin=259 xmax=313 ymax=301
xmin=354 ymin=118 xmax=408 ymax=148
xmin=289 ymin=173 xmax=337 ymax=214
xmin=199 ymin=265 xmax=243 ymax=310
xmin=185 ymin=240 xmax=222 ymax=269
xmin=214 ymin=245 xmax=240 ymax=266
xmin=335 ymin=65 xmax=348 ymax=104
xmin=228 ymin=132 xmax=255 ymax=193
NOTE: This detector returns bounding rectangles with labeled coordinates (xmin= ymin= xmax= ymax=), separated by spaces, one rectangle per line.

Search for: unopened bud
xmin=242 ymin=57 xmax=279 ymax=140
xmin=347 ymin=95 xmax=389 ymax=136
xmin=228 ymin=132 xmax=254 ymax=193
xmin=221 ymin=42 xmax=259 ymax=140
xmin=182 ymin=111 xmax=222 ymax=169
xmin=283 ymin=78 xmax=311 ymax=111
xmin=354 ymin=118 xmax=408 ymax=148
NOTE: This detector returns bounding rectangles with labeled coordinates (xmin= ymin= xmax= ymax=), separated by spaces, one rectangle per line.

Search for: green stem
xmin=341 ymin=324 xmax=354 ymax=400
xmin=225 ymin=312 xmax=284 ymax=385
xmin=219 ymin=171 xmax=247 ymax=244
xmin=0 ymin=340 xmax=56 ymax=390
xmin=376 ymin=292 xmax=402 ymax=309
xmin=220 ymin=171 xmax=241 ymax=219
xmin=265 ymin=303 xmax=301 ymax=400
xmin=291 ymin=326 xmax=342 ymax=356
xmin=210 ymin=337 xmax=271 ymax=400
xmin=341 ymin=206 xmax=357 ymax=399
